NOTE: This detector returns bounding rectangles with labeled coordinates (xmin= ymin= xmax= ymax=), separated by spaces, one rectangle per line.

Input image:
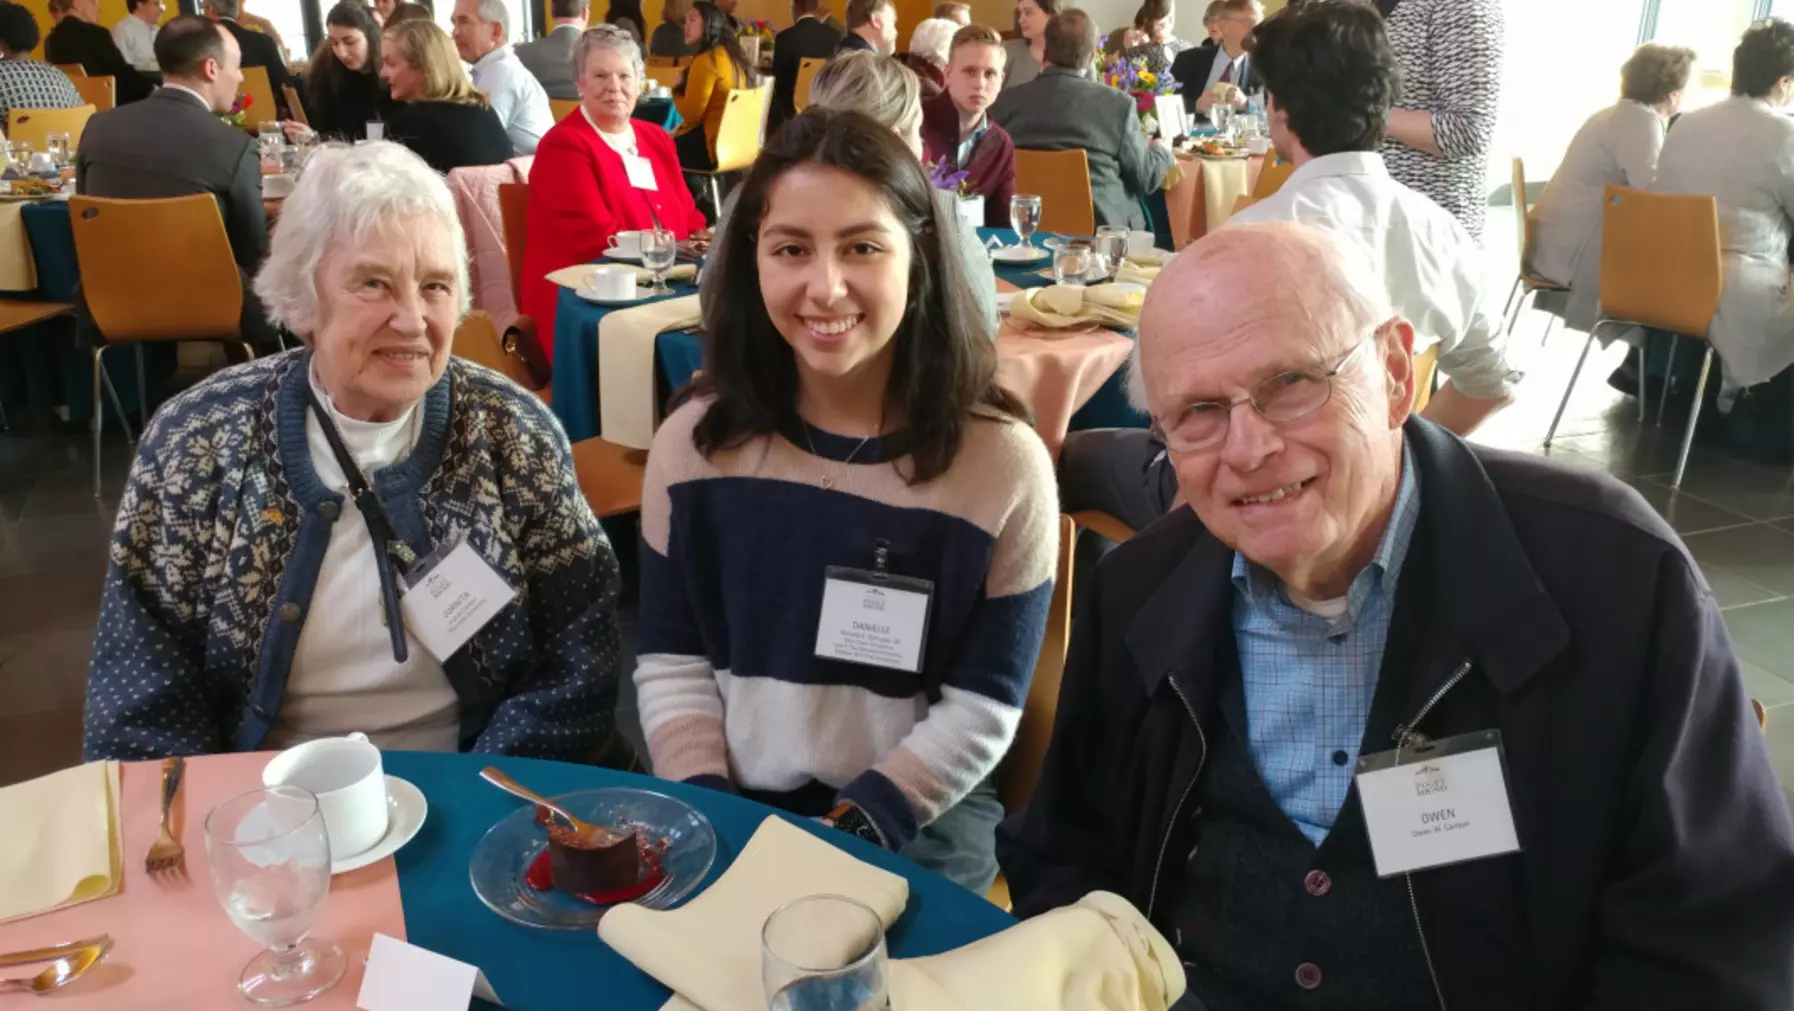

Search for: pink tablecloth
xmin=1163 ymin=152 xmax=1266 ymax=249
xmin=0 ymin=755 xmax=407 ymax=1008
xmin=995 ymin=324 xmax=1134 ymax=459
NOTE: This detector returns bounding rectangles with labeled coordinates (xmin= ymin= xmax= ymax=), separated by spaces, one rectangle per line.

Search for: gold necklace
xmin=802 ymin=422 xmax=874 ymax=491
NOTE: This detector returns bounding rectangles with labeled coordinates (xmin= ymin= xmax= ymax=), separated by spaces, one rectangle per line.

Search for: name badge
xmin=366 ymin=121 xmax=385 ymax=141
xmin=814 ymin=564 xmax=933 ymax=674
xmin=399 ymin=537 xmax=517 ymax=662
xmin=622 ymin=151 xmax=658 ymax=190
xmin=1354 ymin=730 xmax=1521 ymax=878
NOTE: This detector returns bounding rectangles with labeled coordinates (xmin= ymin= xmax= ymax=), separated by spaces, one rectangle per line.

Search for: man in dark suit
xmin=769 ymin=0 xmax=839 ymax=129
xmin=43 ymin=0 xmax=154 ymax=104
xmin=515 ymin=0 xmax=587 ymax=100
xmin=989 ymin=8 xmax=1172 ymax=231
xmin=835 ymin=0 xmax=892 ymax=54
xmin=1169 ymin=0 xmax=1259 ymax=118
xmin=77 ymin=15 xmax=278 ymax=351
xmin=209 ymin=0 xmax=299 ymax=119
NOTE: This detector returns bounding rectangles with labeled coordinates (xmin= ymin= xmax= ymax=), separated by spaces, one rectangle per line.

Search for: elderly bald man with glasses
xmin=999 ymin=221 xmax=1794 ymax=1011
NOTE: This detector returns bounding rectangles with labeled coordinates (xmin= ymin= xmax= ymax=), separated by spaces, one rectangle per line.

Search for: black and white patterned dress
xmin=1379 ymin=0 xmax=1504 ymax=242
xmin=0 ymin=59 xmax=83 ymax=127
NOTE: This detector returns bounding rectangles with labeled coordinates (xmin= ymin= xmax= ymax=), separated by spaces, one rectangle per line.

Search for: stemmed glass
xmin=1212 ymin=103 xmax=1235 ymax=142
xmin=1009 ymin=193 xmax=1042 ymax=253
xmin=641 ymin=227 xmax=677 ymax=296
xmin=205 ymin=786 xmax=346 ymax=1007
xmin=6 ymin=140 xmax=32 ymax=175
xmin=762 ymin=895 xmax=888 ymax=1011
xmin=44 ymin=132 xmax=72 ymax=169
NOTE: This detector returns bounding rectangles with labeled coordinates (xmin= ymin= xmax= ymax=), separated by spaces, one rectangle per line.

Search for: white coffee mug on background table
xmin=606 ymin=230 xmax=644 ymax=259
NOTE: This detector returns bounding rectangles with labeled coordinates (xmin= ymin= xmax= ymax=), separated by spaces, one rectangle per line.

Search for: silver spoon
xmin=0 ymin=937 xmax=112 ymax=996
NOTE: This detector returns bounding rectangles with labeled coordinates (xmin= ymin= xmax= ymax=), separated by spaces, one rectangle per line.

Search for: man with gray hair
xmin=516 ymin=0 xmax=590 ymax=100
xmin=999 ymin=221 xmax=1794 ymax=1009
xmin=453 ymin=0 xmax=554 ymax=153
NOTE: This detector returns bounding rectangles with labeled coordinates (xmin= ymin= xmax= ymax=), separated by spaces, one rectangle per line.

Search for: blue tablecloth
xmin=634 ymin=96 xmax=681 ymax=133
xmin=550 ymin=278 xmax=701 ymax=444
xmin=383 ymin=752 xmax=1012 ymax=1011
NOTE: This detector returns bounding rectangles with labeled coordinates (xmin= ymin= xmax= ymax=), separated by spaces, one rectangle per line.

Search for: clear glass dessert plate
xmin=469 ymin=787 xmax=718 ymax=930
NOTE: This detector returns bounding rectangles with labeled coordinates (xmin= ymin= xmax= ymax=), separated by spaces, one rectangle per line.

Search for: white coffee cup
xmin=1127 ymin=230 xmax=1156 ymax=257
xmin=1246 ymin=136 xmax=1271 ymax=156
xmin=582 ymin=263 xmax=636 ymax=300
xmin=27 ymin=152 xmax=55 ymax=175
xmin=262 ymin=732 xmax=389 ymax=861
xmin=606 ymin=230 xmax=644 ymax=259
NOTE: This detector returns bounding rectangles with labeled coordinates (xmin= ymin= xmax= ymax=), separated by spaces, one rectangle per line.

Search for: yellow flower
xmin=1140 ymin=72 xmax=1156 ymax=87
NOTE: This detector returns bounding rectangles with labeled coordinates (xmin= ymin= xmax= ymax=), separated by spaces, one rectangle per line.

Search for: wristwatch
xmin=822 ymin=801 xmax=887 ymax=849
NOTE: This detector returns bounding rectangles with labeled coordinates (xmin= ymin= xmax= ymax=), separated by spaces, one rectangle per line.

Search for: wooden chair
xmin=1502 ymin=157 xmax=1571 ymax=343
xmin=6 ymin=105 xmax=96 ymax=153
xmin=452 ymin=310 xmax=540 ymax=390
xmin=1251 ymin=156 xmax=1294 ymax=200
xmin=68 ymin=194 xmax=253 ymax=495
xmin=646 ymin=65 xmax=683 ymax=91
xmin=494 ymin=180 xmax=551 ymax=397
xmin=72 ymin=76 xmax=115 ymax=113
xmin=1233 ymin=193 xmax=1256 ymax=215
xmin=1013 ymin=148 xmax=1095 ymax=237
xmin=646 ymin=54 xmax=691 ymax=68
xmin=0 ymin=300 xmax=74 ymax=336
xmin=1543 ymin=185 xmax=1723 ymax=489
xmin=550 ymin=98 xmax=580 ymax=122
xmin=238 ymin=66 xmax=279 ymax=130
xmin=685 ymin=84 xmax=769 ymax=213
xmin=794 ymin=56 xmax=825 ymax=113
xmin=53 ymin=63 xmax=85 ymax=78
xmin=1412 ymin=342 xmax=1439 ymax=414
xmin=283 ymin=84 xmax=308 ymax=126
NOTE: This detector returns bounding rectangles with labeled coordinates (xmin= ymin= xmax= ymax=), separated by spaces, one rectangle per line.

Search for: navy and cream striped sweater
xmin=636 ymin=397 xmax=1058 ymax=849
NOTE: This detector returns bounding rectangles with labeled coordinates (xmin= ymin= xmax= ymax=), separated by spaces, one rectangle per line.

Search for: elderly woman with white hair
xmin=901 ymin=16 xmax=958 ymax=98
xmin=523 ymin=24 xmax=708 ymax=355
xmin=82 ymin=141 xmax=623 ymax=761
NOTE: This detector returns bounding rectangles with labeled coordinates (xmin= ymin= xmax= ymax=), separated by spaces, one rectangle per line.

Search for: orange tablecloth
xmin=1163 ymin=152 xmax=1266 ymax=249
xmin=993 ymin=279 xmax=1134 ymax=458
xmin=0 ymin=754 xmax=407 ymax=1008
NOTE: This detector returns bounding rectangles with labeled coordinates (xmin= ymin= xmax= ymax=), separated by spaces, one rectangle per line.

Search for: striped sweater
xmin=637 ymin=397 xmax=1058 ymax=849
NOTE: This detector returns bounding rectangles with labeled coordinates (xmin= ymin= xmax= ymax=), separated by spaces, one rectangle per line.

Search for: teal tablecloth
xmin=382 ymin=752 xmax=1013 ymax=1011
xmin=633 ymin=96 xmax=681 ymax=133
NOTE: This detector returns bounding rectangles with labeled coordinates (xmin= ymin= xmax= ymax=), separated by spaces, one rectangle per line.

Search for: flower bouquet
xmin=927 ymin=158 xmax=983 ymax=232
xmin=1101 ymin=55 xmax=1179 ymax=136
xmin=735 ymin=19 xmax=773 ymax=64
xmin=217 ymin=92 xmax=252 ymax=130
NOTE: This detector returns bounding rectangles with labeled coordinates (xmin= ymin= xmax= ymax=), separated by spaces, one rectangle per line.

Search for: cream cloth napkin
xmin=546 ymin=263 xmax=698 ymax=290
xmin=0 ymin=761 xmax=122 ymax=924
xmin=598 ymin=294 xmax=702 ymax=450
xmin=1114 ymin=260 xmax=1160 ymax=286
xmin=887 ymin=892 xmax=1186 ymax=1011
xmin=599 ymin=816 xmax=910 ymax=1011
xmin=0 ymin=201 xmax=39 ymax=291
xmin=1200 ymin=157 xmax=1251 ymax=235
xmin=1009 ymin=284 xmax=1144 ymax=332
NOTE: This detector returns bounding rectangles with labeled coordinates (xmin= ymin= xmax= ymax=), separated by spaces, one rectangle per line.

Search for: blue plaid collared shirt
xmin=1230 ymin=445 xmax=1420 ymax=846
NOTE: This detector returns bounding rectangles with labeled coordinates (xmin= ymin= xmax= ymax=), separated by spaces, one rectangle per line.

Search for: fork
xmin=144 ymin=756 xmax=185 ymax=876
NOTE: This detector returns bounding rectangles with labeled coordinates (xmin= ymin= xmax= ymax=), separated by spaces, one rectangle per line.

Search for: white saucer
xmin=991 ymin=245 xmax=1049 ymax=264
xmin=332 ymin=775 xmax=427 ymax=875
xmin=603 ymin=250 xmax=644 ymax=263
xmin=577 ymin=285 xmax=654 ymax=305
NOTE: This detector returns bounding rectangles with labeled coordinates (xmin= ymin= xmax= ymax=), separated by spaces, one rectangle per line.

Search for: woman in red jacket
xmin=522 ymin=24 xmax=707 ymax=358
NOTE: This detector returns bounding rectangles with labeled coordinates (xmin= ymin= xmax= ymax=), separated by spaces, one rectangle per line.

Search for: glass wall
xmin=1649 ymin=0 xmax=1758 ymax=110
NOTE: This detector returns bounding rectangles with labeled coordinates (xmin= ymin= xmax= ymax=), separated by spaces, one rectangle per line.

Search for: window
xmin=1647 ymin=0 xmax=1758 ymax=110
xmin=1493 ymin=0 xmax=1648 ymax=187
xmin=252 ymin=0 xmax=312 ymax=63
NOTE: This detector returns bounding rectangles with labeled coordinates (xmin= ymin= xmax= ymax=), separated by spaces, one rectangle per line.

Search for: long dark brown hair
xmin=309 ymin=1 xmax=382 ymax=94
xmin=685 ymin=109 xmax=1027 ymax=484
xmin=676 ymin=0 xmax=759 ymax=93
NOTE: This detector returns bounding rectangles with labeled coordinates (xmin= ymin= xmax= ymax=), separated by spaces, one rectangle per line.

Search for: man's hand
xmin=279 ymin=121 xmax=309 ymax=144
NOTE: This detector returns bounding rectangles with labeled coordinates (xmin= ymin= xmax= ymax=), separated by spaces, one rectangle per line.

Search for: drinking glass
xmin=1009 ymin=193 xmax=1042 ymax=251
xmin=44 ymin=132 xmax=72 ymax=168
xmin=278 ymin=146 xmax=306 ymax=177
xmin=641 ymin=227 xmax=677 ymax=296
xmin=1053 ymin=240 xmax=1094 ymax=286
xmin=6 ymin=140 xmax=31 ymax=174
xmin=1211 ymin=104 xmax=1234 ymax=141
xmin=205 ymin=786 xmax=345 ymax=1007
xmin=1093 ymin=226 xmax=1128 ymax=281
xmin=762 ymin=895 xmax=888 ymax=1011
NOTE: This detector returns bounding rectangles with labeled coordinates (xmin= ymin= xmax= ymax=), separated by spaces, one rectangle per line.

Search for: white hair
xmin=570 ymin=23 xmax=643 ymax=87
xmin=254 ymin=141 xmax=470 ymax=335
xmin=1126 ymin=222 xmax=1394 ymax=412
xmin=908 ymin=17 xmax=957 ymax=67
xmin=474 ymin=0 xmax=510 ymax=40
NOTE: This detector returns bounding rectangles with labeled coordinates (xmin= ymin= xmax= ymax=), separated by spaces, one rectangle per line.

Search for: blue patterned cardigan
xmin=82 ymin=351 xmax=622 ymax=761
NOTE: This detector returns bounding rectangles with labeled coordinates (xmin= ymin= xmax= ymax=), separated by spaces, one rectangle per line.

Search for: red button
xmin=1304 ymin=870 xmax=1332 ymax=896
xmin=1295 ymin=963 xmax=1322 ymax=990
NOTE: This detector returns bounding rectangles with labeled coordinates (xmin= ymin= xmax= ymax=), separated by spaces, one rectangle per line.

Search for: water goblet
xmin=1009 ymin=193 xmax=1042 ymax=252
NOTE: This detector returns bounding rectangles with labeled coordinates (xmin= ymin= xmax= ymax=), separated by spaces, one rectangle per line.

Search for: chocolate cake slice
xmin=544 ymin=819 xmax=642 ymax=895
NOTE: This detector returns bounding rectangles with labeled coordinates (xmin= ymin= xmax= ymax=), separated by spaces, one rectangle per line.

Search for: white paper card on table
xmin=1154 ymin=95 xmax=1186 ymax=140
xmin=399 ymin=540 xmax=518 ymax=662
xmin=813 ymin=576 xmax=930 ymax=673
xmin=623 ymin=152 xmax=659 ymax=190
xmin=357 ymin=933 xmax=503 ymax=1011
xmin=1355 ymin=740 xmax=1521 ymax=878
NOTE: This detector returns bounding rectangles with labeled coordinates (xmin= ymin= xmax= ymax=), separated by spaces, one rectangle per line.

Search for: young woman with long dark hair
xmin=299 ymin=1 xmax=395 ymax=141
xmin=671 ymin=0 xmax=760 ymax=169
xmin=636 ymin=109 xmax=1057 ymax=892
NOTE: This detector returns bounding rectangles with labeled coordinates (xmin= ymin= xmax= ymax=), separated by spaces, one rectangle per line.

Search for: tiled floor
xmin=5 ymin=214 xmax=1794 ymax=818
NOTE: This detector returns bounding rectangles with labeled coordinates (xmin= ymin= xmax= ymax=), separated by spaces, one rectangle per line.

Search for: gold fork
xmin=144 ymin=756 xmax=185 ymax=876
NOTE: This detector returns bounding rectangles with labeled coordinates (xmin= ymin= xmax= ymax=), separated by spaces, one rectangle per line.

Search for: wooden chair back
xmin=283 ymin=84 xmax=308 ymax=126
xmin=68 ymin=195 xmax=243 ymax=341
xmin=997 ymin=514 xmax=1077 ymax=814
xmin=1252 ymin=156 xmax=1294 ymax=200
xmin=452 ymin=311 xmax=538 ymax=388
xmin=6 ymin=105 xmax=96 ymax=153
xmin=571 ymin=437 xmax=649 ymax=518
xmin=1013 ymin=148 xmax=1095 ymax=237
xmin=794 ymin=56 xmax=825 ymax=112
xmin=72 ymin=76 xmax=114 ymax=112
xmin=1598 ymin=184 xmax=1724 ymax=338
xmin=713 ymin=85 xmax=767 ymax=173
xmin=550 ymin=98 xmax=580 ymax=122
xmin=646 ymin=65 xmax=683 ymax=91
xmin=53 ymin=63 xmax=85 ymax=78
xmin=239 ymin=66 xmax=279 ymax=130
xmin=646 ymin=54 xmax=691 ymax=68
xmin=1412 ymin=342 xmax=1439 ymax=413
xmin=497 ymin=182 xmax=529 ymax=303
xmin=1510 ymin=156 xmax=1533 ymax=272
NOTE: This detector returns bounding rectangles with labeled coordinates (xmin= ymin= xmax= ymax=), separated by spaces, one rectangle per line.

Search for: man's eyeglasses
xmin=1152 ymin=337 xmax=1372 ymax=454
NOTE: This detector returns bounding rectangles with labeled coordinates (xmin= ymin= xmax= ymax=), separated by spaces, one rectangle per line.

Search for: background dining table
xmin=0 ymin=751 xmax=1015 ymax=1010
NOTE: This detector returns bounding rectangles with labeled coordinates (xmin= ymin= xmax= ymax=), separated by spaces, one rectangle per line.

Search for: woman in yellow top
xmin=672 ymin=0 xmax=761 ymax=171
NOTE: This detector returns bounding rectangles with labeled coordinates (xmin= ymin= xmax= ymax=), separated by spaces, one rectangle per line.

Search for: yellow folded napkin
xmin=1009 ymin=284 xmax=1144 ymax=332
xmin=545 ymin=263 xmax=698 ymax=290
xmin=0 ymin=201 xmax=37 ymax=291
xmin=887 ymin=892 xmax=1185 ymax=1011
xmin=598 ymin=816 xmax=910 ymax=1011
xmin=632 ymin=264 xmax=698 ymax=286
xmin=598 ymin=294 xmax=702 ymax=450
xmin=1115 ymin=261 xmax=1160 ymax=286
xmin=0 ymin=761 xmax=122 ymax=925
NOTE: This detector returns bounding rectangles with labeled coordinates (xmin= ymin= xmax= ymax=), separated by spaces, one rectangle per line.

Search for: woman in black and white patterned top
xmin=0 ymin=2 xmax=82 ymax=127
xmin=1378 ymin=0 xmax=1504 ymax=242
